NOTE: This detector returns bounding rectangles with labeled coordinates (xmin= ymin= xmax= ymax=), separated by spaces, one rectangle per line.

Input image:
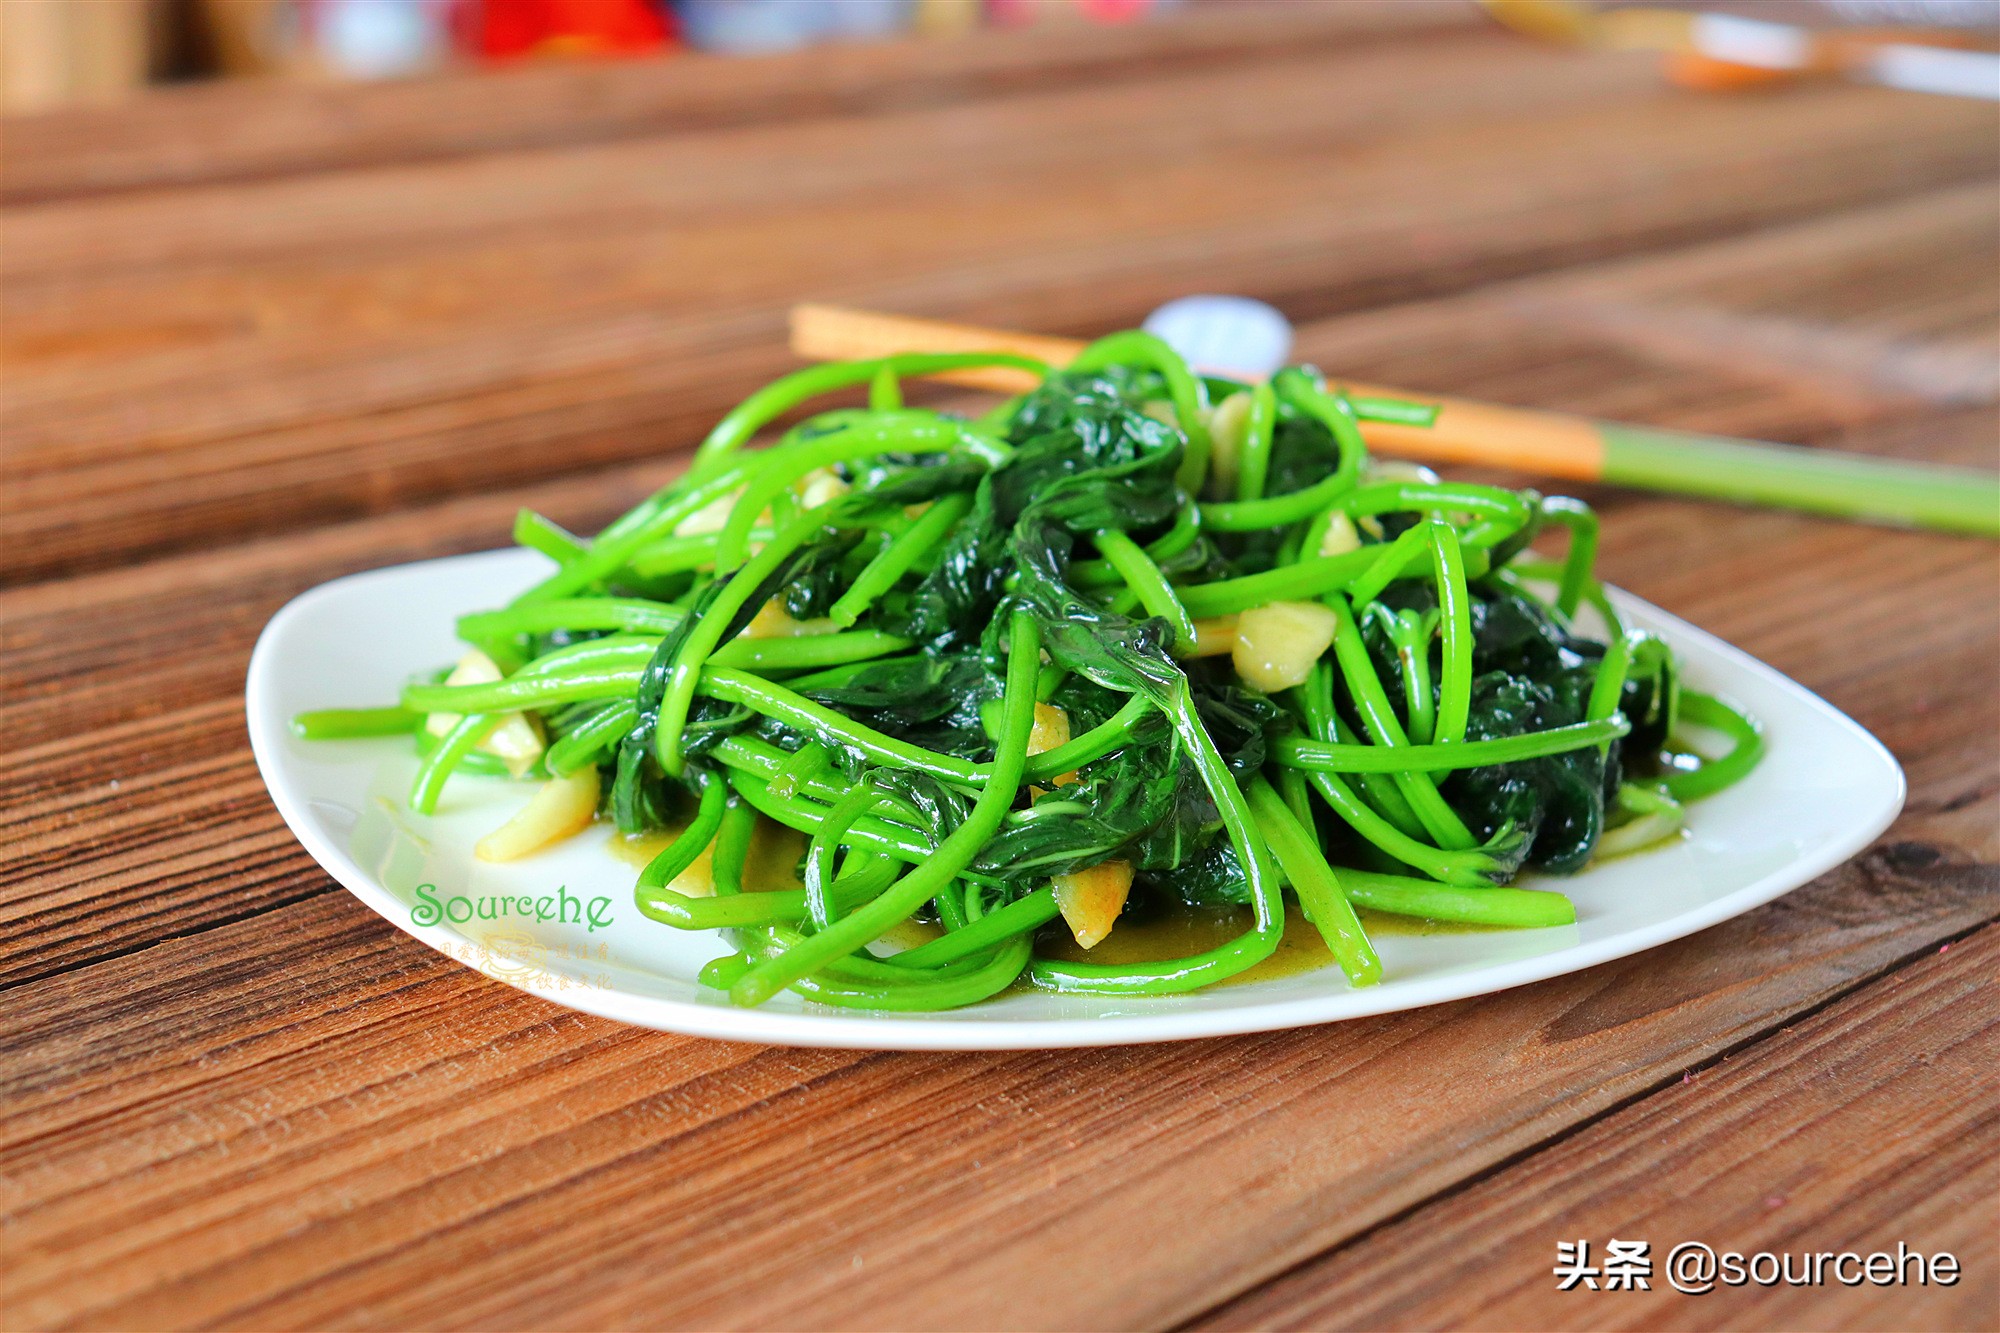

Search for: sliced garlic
xmin=1233 ymin=600 xmax=1339 ymax=693
xmin=1319 ymin=512 xmax=1362 ymax=558
xmin=426 ymin=649 xmax=545 ymax=777
xmin=743 ymin=598 xmax=840 ymax=639
xmin=794 ymin=467 xmax=850 ymax=510
xmin=474 ymin=766 xmax=600 ymax=863
xmin=1178 ymin=615 xmax=1240 ymax=659
xmin=425 ymin=649 xmax=502 ymax=735
xmin=1203 ymin=391 xmax=1254 ymax=501
xmin=481 ymin=713 xmax=548 ymax=778
xmin=1052 ymin=860 xmax=1134 ymax=950
xmin=1027 ymin=701 xmax=1077 ymax=791
xmin=673 ymin=486 xmax=745 ymax=538
xmin=1027 ymin=702 xmax=1071 ymax=757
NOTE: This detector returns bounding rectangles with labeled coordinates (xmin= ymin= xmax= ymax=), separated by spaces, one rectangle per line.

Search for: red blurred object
xmin=473 ymin=0 xmax=676 ymax=59
xmin=988 ymin=0 xmax=1162 ymax=25
xmin=1080 ymin=0 xmax=1153 ymax=19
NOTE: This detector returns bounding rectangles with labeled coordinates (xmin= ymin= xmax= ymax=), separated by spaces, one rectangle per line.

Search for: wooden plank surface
xmin=5 ymin=51 xmax=1994 ymax=581
xmin=1 ymin=849 xmax=1992 ymax=1331
xmin=0 ymin=1 xmax=1479 ymax=204
xmin=0 ymin=7 xmax=1994 ymax=1330
xmin=1193 ymin=919 xmax=2000 ymax=1332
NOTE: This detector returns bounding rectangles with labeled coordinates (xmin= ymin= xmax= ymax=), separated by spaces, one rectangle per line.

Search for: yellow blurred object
xmin=0 ymin=0 xmax=158 ymax=111
xmin=1479 ymin=0 xmax=1600 ymax=44
xmin=916 ymin=0 xmax=981 ymax=37
xmin=1596 ymin=6 xmax=1701 ymax=50
xmin=1482 ymin=0 xmax=1698 ymax=50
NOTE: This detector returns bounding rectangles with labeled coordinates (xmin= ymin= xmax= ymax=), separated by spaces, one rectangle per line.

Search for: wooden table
xmin=4 ymin=4 xmax=1996 ymax=1327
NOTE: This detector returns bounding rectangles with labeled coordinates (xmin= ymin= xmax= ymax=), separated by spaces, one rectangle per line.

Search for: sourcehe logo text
xmin=411 ymin=883 xmax=615 ymax=933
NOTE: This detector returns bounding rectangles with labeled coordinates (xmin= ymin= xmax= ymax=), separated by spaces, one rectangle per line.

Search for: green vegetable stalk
xmin=298 ymin=330 xmax=1767 ymax=1012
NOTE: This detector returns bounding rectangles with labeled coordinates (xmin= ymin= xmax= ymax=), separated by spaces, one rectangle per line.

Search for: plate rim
xmin=246 ymin=548 xmax=1906 ymax=1050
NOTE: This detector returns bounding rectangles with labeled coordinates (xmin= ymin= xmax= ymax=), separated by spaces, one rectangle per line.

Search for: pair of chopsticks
xmin=790 ymin=304 xmax=1999 ymax=537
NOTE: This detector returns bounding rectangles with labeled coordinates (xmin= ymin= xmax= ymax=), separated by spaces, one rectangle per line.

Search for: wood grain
xmin=0 ymin=1 xmax=1481 ymax=204
xmin=1 ymin=847 xmax=1991 ymax=1330
xmin=6 ymin=58 xmax=1994 ymax=581
xmin=1193 ymin=914 xmax=2000 ymax=1332
xmin=1493 ymin=186 xmax=2000 ymax=409
xmin=1303 ymin=184 xmax=2000 ymax=416
xmin=1 ymin=9 xmax=1995 ymax=1330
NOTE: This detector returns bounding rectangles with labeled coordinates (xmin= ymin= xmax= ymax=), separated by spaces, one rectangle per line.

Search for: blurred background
xmin=4 ymin=0 xmax=1994 ymax=112
xmin=3 ymin=0 xmax=1994 ymax=587
xmin=5 ymin=0 xmax=1180 ymax=110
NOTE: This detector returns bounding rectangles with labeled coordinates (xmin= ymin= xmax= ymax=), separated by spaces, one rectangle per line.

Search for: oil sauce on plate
xmin=1037 ymin=906 xmax=1336 ymax=986
xmin=1036 ymin=904 xmax=1496 ymax=986
xmin=606 ymin=817 xmax=808 ymax=895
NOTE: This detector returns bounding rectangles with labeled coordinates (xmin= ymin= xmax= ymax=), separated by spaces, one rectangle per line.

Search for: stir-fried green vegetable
xmin=295 ymin=334 xmax=1763 ymax=1009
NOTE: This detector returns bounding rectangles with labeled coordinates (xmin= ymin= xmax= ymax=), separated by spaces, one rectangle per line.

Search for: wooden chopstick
xmin=791 ymin=303 xmax=1999 ymax=537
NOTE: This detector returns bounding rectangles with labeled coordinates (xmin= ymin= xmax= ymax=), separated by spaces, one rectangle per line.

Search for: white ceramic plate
xmin=246 ymin=548 xmax=1902 ymax=1050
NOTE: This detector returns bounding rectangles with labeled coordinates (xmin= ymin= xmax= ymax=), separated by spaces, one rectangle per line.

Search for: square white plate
xmin=246 ymin=548 xmax=1902 ymax=1049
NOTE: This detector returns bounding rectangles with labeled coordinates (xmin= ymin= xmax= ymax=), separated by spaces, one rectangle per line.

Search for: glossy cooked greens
xmin=296 ymin=333 xmax=1762 ymax=1010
